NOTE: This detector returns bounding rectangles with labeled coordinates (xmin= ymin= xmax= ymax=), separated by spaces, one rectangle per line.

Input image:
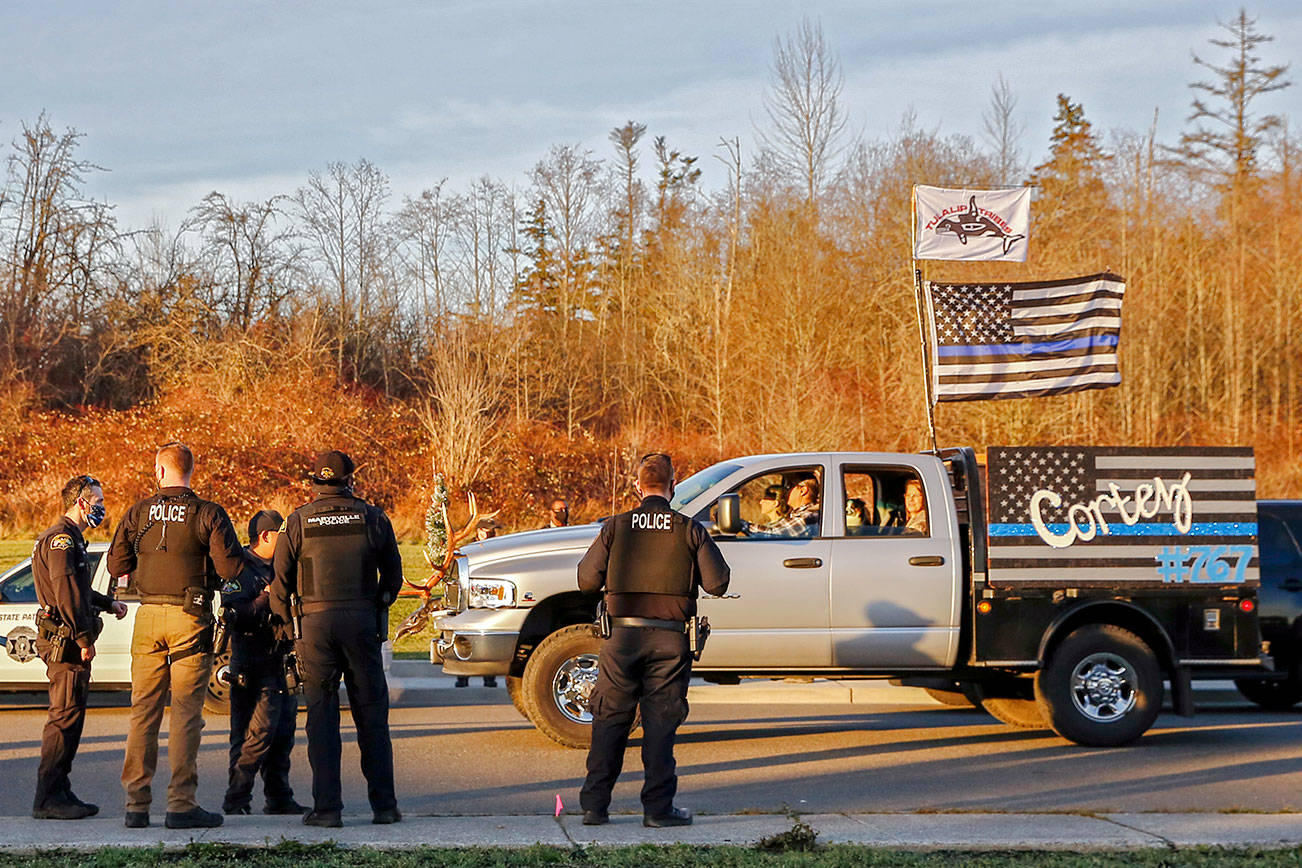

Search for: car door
xmin=91 ymin=547 xmax=136 ymax=685
xmin=694 ymin=461 xmax=832 ymax=668
xmin=828 ymin=456 xmax=962 ymax=668
xmin=0 ymin=557 xmax=48 ymax=684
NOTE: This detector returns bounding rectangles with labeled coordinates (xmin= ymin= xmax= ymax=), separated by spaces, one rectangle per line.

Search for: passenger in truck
xmin=902 ymin=478 xmax=928 ymax=535
xmin=758 ymin=485 xmax=788 ymax=525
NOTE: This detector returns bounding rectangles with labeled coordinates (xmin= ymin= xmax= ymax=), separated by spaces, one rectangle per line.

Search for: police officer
xmin=220 ymin=509 xmax=304 ymax=816
xmin=108 ymin=442 xmax=245 ymax=829
xmin=577 ymin=452 xmax=730 ymax=827
xmin=269 ymin=450 xmax=403 ymax=828
xmin=31 ymin=474 xmax=128 ymax=819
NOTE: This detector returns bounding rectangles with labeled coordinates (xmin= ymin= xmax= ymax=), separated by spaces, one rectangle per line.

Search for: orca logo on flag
xmin=933 ymin=196 xmax=1024 ymax=256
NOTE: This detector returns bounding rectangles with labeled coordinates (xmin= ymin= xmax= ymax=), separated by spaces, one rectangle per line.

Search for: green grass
xmin=0 ymin=539 xmax=32 ymax=573
xmin=4 ymin=843 xmax=1302 ymax=867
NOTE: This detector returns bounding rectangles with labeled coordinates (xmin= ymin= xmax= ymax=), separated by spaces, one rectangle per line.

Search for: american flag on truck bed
xmin=926 ymin=273 xmax=1125 ymax=401
xmin=985 ymin=446 xmax=1258 ymax=586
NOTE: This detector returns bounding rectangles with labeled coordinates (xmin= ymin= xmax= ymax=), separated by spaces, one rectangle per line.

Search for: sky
xmin=1 ymin=1 xmax=1299 ymax=230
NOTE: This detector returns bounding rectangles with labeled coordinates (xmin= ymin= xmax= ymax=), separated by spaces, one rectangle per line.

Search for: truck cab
xmin=430 ymin=447 xmax=1265 ymax=749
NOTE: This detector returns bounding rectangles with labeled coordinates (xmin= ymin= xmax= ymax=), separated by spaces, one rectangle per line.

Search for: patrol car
xmin=0 ymin=543 xmax=232 ymax=712
xmin=429 ymin=447 xmax=1269 ymax=749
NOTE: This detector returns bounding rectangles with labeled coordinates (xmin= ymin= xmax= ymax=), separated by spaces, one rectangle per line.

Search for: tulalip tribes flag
xmin=926 ymin=272 xmax=1125 ymax=402
xmin=985 ymin=446 xmax=1258 ymax=587
xmin=913 ymin=185 xmax=1031 ymax=262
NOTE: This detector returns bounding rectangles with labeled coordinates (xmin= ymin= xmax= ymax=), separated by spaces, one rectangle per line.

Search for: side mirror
xmin=715 ymin=494 xmax=743 ymax=536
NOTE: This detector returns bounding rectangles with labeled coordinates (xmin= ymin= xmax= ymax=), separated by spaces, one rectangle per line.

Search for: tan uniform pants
xmin=121 ymin=604 xmax=213 ymax=814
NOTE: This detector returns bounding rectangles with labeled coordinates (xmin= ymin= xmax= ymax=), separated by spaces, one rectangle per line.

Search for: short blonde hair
xmin=156 ymin=442 xmax=194 ymax=477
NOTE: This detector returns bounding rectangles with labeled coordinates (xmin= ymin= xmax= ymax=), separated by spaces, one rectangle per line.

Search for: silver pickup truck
xmin=429 ymin=448 xmax=1266 ymax=749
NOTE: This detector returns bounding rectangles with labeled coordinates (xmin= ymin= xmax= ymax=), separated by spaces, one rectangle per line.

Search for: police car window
xmin=1260 ymin=514 xmax=1302 ymax=571
xmin=0 ymin=564 xmax=37 ymax=603
xmin=841 ymin=466 xmax=929 ymax=537
xmin=670 ymin=462 xmax=742 ymax=512
xmin=705 ymin=467 xmax=822 ymax=540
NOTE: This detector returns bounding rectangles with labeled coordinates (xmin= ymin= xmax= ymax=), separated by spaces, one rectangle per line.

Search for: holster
xmin=283 ymin=649 xmax=304 ymax=694
xmin=688 ymin=616 xmax=710 ymax=662
xmin=595 ymin=598 xmax=612 ymax=640
xmin=182 ymin=585 xmax=214 ymax=623
xmin=35 ymin=609 xmax=71 ymax=660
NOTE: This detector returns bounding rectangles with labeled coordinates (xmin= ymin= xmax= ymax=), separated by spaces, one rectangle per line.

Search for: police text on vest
xmin=632 ymin=512 xmax=673 ymax=531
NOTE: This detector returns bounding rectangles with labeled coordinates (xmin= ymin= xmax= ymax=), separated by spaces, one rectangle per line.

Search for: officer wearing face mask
xmin=577 ymin=452 xmax=730 ymax=828
xmin=269 ymin=450 xmax=403 ymax=828
xmin=31 ymin=474 xmax=128 ymax=820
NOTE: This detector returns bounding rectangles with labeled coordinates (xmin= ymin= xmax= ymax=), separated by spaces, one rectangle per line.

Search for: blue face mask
xmin=85 ymin=502 xmax=106 ymax=529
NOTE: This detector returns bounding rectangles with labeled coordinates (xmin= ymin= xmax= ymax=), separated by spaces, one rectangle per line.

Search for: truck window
xmin=1260 ymin=512 xmax=1302 ymax=571
xmin=842 ymin=466 xmax=929 ymax=537
xmin=708 ymin=467 xmax=823 ymax=539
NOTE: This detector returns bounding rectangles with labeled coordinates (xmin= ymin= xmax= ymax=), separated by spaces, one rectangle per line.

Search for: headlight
xmin=466 ymin=578 xmax=516 ymax=609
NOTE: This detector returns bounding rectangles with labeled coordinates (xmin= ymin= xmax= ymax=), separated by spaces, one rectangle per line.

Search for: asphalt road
xmin=1 ymin=695 xmax=1300 ymax=818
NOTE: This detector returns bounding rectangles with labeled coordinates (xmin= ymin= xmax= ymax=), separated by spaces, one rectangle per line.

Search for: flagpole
xmin=910 ymin=186 xmax=940 ymax=453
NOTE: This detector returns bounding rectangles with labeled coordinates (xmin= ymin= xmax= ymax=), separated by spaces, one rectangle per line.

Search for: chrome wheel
xmin=1070 ymin=651 xmax=1137 ymax=722
xmin=552 ymin=653 xmax=599 ymax=724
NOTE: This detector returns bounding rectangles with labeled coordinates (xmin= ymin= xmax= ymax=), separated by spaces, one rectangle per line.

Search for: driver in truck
xmin=741 ymin=476 xmax=821 ymax=539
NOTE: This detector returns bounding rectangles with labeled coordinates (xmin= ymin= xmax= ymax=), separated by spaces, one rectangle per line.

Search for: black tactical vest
xmin=296 ymin=496 xmax=378 ymax=603
xmin=606 ymin=500 xmax=695 ymax=597
xmin=133 ymin=491 xmax=213 ymax=596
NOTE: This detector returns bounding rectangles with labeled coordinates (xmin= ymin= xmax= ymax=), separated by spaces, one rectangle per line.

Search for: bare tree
xmin=185 ymin=192 xmax=300 ymax=330
xmin=759 ymin=16 xmax=849 ymax=204
xmin=981 ymin=73 xmax=1026 ymax=183
xmin=414 ymin=330 xmax=507 ymax=488
xmin=1174 ymin=8 xmax=1291 ymax=195
xmin=0 ymin=113 xmax=118 ymax=395
xmin=395 ymin=180 xmax=457 ymax=328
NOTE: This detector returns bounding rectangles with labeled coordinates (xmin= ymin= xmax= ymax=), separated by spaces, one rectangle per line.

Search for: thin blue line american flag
xmin=926 ymin=272 xmax=1125 ymax=402
xmin=986 ymin=446 xmax=1257 ymax=586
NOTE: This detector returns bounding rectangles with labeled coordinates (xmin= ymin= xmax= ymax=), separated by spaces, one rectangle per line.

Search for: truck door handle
xmin=783 ymin=558 xmax=823 ymax=569
xmin=1281 ymin=579 xmax=1302 ymax=592
xmin=909 ymin=555 xmax=946 ymax=567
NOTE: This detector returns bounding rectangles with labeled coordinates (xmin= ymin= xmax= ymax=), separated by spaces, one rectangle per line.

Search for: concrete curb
xmin=1 ymin=811 xmax=1300 ymax=850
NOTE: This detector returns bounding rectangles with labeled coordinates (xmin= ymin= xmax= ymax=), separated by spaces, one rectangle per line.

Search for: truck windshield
xmin=671 ymin=462 xmax=742 ymax=512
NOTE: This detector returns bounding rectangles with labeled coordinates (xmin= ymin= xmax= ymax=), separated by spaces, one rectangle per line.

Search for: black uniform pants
xmin=298 ymin=608 xmax=396 ymax=813
xmin=580 ymin=626 xmax=691 ymax=817
xmin=225 ymin=659 xmax=297 ymax=810
xmin=34 ymin=657 xmax=91 ymax=810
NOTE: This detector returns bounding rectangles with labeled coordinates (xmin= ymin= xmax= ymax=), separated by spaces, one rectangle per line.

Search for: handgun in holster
xmin=688 ymin=616 xmax=710 ymax=662
xmin=595 ymin=597 xmax=612 ymax=639
xmin=35 ymin=608 xmax=72 ymax=659
xmin=283 ymin=592 xmax=305 ymax=694
xmin=212 ymin=609 xmax=231 ymax=658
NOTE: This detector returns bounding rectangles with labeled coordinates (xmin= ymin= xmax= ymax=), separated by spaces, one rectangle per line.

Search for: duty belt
xmin=611 ymin=617 xmax=687 ymax=632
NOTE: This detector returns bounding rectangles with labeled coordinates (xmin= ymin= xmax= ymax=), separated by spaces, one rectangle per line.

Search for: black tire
xmin=1034 ymin=624 xmax=1162 ymax=747
xmin=505 ymin=675 xmax=528 ymax=718
xmin=520 ymin=624 xmax=603 ymax=749
xmin=968 ymin=677 xmax=1047 ymax=729
xmin=924 ymin=686 xmax=975 ymax=707
xmin=1235 ymin=673 xmax=1302 ymax=710
xmin=204 ymin=648 xmax=233 ymax=716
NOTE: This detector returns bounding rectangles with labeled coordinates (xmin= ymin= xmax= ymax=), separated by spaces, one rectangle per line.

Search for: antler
xmin=394 ymin=491 xmax=499 ymax=642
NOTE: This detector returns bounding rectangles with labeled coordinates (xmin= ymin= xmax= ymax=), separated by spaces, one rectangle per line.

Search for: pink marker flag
xmin=555 ymin=794 xmax=564 ymax=817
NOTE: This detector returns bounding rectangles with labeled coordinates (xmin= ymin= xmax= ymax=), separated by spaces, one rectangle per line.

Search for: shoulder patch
xmin=221 ymin=579 xmax=241 ymax=595
xmin=49 ymin=534 xmax=73 ymax=551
